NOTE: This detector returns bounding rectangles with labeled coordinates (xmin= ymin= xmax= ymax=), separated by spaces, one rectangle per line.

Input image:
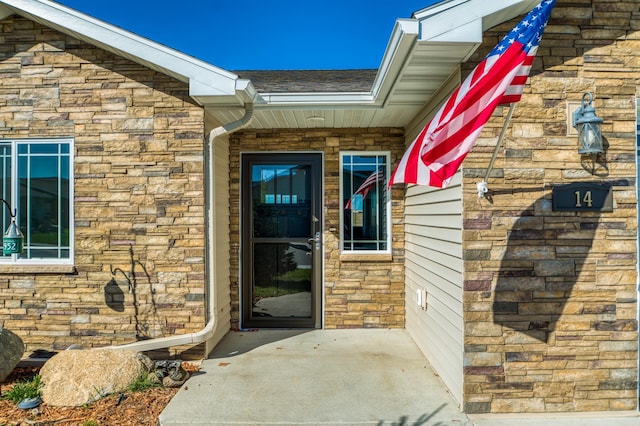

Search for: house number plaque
xmin=552 ymin=183 xmax=613 ymax=212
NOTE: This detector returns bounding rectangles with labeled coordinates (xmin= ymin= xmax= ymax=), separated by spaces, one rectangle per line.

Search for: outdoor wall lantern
xmin=572 ymin=92 xmax=604 ymax=155
xmin=0 ymin=199 xmax=23 ymax=256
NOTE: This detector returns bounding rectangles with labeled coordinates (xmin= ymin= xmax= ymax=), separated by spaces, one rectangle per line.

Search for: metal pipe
xmin=485 ymin=103 xmax=516 ymax=182
xmin=106 ymin=103 xmax=254 ymax=353
xmin=477 ymin=103 xmax=516 ymax=197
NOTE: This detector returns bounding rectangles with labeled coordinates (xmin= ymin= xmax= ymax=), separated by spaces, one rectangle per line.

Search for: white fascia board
xmin=370 ymin=19 xmax=419 ymax=101
xmin=189 ymin=78 xmax=258 ymax=99
xmin=0 ymin=0 xmax=240 ymax=97
xmin=258 ymin=92 xmax=376 ymax=108
xmin=428 ymin=18 xmax=482 ymax=44
xmin=234 ymin=79 xmax=260 ymax=102
xmin=193 ymin=79 xmax=261 ymax=107
xmin=415 ymin=0 xmax=532 ymax=41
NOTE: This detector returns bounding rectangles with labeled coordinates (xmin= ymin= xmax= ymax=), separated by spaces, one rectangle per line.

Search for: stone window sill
xmin=0 ymin=264 xmax=76 ymax=274
xmin=340 ymin=253 xmax=393 ymax=263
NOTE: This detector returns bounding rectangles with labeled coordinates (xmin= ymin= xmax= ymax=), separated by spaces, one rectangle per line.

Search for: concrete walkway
xmin=159 ymin=329 xmax=471 ymax=425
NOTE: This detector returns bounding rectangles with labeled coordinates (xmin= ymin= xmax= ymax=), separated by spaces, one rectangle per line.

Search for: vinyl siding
xmin=207 ymin=135 xmax=232 ymax=353
xmin=404 ymin=173 xmax=464 ymax=406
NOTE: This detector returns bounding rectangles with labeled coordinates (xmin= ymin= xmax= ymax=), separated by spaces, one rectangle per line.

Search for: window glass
xmin=341 ymin=153 xmax=390 ymax=252
xmin=1 ymin=140 xmax=72 ymax=262
xmin=251 ymin=164 xmax=311 ymax=238
xmin=0 ymin=144 xmax=11 ymax=237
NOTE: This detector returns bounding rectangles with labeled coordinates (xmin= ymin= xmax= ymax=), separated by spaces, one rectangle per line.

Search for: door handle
xmin=308 ymin=232 xmax=321 ymax=250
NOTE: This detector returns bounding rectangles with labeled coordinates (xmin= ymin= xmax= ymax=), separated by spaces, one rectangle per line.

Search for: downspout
xmin=107 ymin=103 xmax=254 ymax=353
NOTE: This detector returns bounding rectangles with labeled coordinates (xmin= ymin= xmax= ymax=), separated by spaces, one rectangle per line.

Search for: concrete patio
xmin=159 ymin=329 xmax=470 ymax=425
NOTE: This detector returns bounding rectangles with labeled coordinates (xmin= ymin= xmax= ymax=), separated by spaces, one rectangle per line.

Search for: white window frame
xmin=339 ymin=151 xmax=391 ymax=254
xmin=0 ymin=138 xmax=74 ymax=265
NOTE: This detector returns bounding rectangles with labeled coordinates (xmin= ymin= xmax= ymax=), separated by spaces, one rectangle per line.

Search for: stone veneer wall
xmin=229 ymin=129 xmax=406 ymax=329
xmin=460 ymin=0 xmax=639 ymax=413
xmin=0 ymin=17 xmax=207 ymax=356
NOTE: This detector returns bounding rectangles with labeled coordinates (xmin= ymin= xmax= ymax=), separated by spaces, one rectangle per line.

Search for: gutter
xmin=105 ymin=103 xmax=255 ymax=353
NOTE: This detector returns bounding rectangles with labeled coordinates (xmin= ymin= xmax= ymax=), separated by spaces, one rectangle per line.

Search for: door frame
xmin=240 ymin=152 xmax=323 ymax=329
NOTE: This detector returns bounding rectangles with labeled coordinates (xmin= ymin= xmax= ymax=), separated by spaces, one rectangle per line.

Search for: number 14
xmin=574 ymin=190 xmax=593 ymax=208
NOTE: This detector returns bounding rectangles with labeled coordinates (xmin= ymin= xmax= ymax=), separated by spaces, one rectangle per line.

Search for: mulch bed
xmin=0 ymin=364 xmax=197 ymax=426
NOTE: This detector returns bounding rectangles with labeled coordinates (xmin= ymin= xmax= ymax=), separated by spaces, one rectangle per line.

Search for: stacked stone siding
xmin=461 ymin=0 xmax=638 ymax=413
xmin=0 ymin=17 xmax=207 ymax=355
xmin=229 ymin=129 xmax=406 ymax=329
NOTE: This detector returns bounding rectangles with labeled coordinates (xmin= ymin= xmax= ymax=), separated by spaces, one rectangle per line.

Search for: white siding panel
xmin=405 ymin=199 xmax=461 ymax=215
xmin=405 ymin=234 xmax=463 ymax=263
xmin=405 ymin=223 xmax=462 ymax=244
xmin=406 ymin=180 xmax=461 ymax=201
xmin=404 ymin=174 xmax=463 ymax=406
xmin=207 ymin=135 xmax=232 ymax=352
xmin=406 ymin=188 xmax=462 ymax=205
xmin=405 ymin=214 xmax=463 ymax=229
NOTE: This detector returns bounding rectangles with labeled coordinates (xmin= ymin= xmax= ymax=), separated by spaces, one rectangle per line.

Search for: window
xmin=341 ymin=152 xmax=390 ymax=252
xmin=0 ymin=139 xmax=72 ymax=263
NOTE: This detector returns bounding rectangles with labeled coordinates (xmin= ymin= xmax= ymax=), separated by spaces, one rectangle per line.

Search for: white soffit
xmin=0 ymin=0 xmax=253 ymax=103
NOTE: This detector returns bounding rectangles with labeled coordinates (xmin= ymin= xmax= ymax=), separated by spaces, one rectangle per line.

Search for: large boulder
xmin=40 ymin=349 xmax=147 ymax=407
xmin=0 ymin=328 xmax=25 ymax=382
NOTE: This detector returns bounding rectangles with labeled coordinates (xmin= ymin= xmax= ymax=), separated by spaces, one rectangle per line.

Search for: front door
xmin=241 ymin=153 xmax=322 ymax=328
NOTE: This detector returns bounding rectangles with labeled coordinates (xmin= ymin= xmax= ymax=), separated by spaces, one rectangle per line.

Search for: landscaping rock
xmin=40 ymin=349 xmax=147 ymax=407
xmin=0 ymin=327 xmax=25 ymax=382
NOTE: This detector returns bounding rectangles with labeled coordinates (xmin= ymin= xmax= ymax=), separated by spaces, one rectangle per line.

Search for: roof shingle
xmin=234 ymin=69 xmax=377 ymax=93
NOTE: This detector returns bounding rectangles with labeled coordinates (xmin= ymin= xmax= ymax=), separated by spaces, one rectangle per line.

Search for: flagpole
xmin=477 ymin=103 xmax=517 ymax=198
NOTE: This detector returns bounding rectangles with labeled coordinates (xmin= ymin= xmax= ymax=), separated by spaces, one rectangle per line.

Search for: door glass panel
xmin=252 ymin=164 xmax=311 ymax=238
xmin=252 ymin=242 xmax=312 ymax=319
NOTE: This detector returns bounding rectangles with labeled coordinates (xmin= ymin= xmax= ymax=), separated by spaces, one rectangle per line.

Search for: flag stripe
xmin=422 ymin=50 xmax=526 ymax=164
xmin=422 ymin=45 xmax=528 ymax=166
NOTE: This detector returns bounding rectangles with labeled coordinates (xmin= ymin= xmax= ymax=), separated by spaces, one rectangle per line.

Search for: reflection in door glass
xmin=252 ymin=242 xmax=312 ymax=318
xmin=252 ymin=164 xmax=311 ymax=238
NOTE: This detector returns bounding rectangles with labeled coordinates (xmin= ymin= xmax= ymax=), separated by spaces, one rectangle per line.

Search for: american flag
xmin=389 ymin=0 xmax=556 ymax=188
xmin=345 ymin=167 xmax=384 ymax=209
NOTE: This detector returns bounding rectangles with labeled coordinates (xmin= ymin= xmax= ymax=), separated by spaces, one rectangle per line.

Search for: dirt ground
xmin=0 ymin=365 xmax=194 ymax=426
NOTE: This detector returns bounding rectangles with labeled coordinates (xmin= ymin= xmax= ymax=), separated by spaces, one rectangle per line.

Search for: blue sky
xmin=54 ymin=0 xmax=439 ymax=70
